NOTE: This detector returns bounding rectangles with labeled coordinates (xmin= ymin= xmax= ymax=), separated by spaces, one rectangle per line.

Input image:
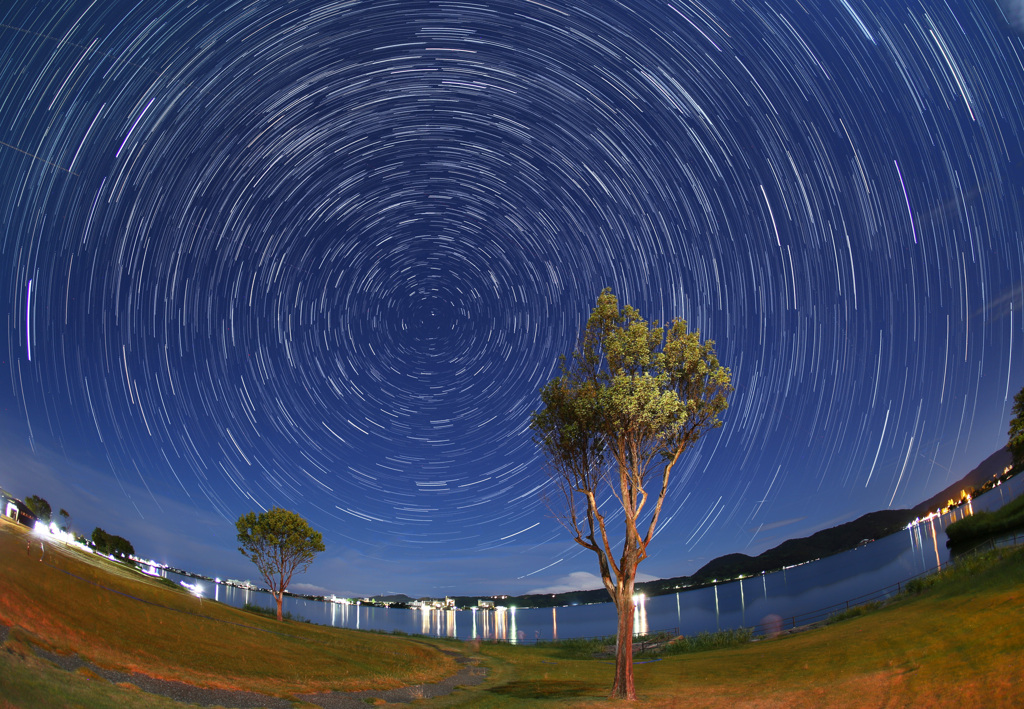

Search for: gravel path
xmin=2 ymin=624 xmax=486 ymax=708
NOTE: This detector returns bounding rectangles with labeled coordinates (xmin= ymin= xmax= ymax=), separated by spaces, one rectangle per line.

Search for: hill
xmin=503 ymin=447 xmax=1015 ymax=606
xmin=911 ymin=447 xmax=1012 ymax=516
xmin=685 ymin=508 xmax=914 ymax=583
xmin=370 ymin=593 xmax=416 ymax=604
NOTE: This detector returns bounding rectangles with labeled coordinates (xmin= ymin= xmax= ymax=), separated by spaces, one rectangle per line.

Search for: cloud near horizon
xmin=528 ymin=570 xmax=659 ymax=595
xmin=749 ymin=516 xmax=807 ymax=534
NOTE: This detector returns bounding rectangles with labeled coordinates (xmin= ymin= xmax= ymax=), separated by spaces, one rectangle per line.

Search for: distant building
xmin=0 ymin=489 xmax=37 ymax=528
xmin=1 ymin=487 xmax=16 ymax=521
xmin=225 ymin=579 xmax=257 ymax=590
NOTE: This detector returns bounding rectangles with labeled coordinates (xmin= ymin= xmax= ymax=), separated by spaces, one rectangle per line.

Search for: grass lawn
xmin=426 ymin=545 xmax=1024 ymax=708
xmin=0 ymin=518 xmax=456 ymax=703
xmin=2 ymin=516 xmax=1023 ymax=708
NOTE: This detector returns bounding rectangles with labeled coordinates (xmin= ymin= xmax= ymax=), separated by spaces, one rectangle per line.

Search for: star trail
xmin=1 ymin=0 xmax=1023 ymax=596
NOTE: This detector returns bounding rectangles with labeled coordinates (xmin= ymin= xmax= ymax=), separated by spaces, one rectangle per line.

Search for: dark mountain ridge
xmin=468 ymin=447 xmax=1013 ymax=608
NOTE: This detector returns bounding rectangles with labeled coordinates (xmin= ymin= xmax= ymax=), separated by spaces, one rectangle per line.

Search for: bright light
xmin=179 ymin=580 xmax=204 ymax=597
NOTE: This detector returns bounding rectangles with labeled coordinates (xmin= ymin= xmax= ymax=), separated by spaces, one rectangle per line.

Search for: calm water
xmin=167 ymin=474 xmax=1023 ymax=642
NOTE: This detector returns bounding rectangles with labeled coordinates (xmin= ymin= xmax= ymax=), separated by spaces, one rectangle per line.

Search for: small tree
xmin=1010 ymin=384 xmax=1024 ymax=471
xmin=58 ymin=509 xmax=71 ymax=532
xmin=25 ymin=495 xmax=52 ymax=523
xmin=236 ymin=508 xmax=325 ymax=621
xmin=531 ymin=289 xmax=732 ymax=700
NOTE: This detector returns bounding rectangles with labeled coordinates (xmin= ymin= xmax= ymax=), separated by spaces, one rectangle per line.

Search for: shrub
xmin=534 ymin=635 xmax=615 ymax=659
xmin=241 ymin=603 xmax=308 ymax=622
xmin=827 ymin=600 xmax=885 ymax=623
xmin=945 ymin=492 xmax=1024 ymax=547
xmin=903 ymin=576 xmax=936 ymax=595
xmin=660 ymin=628 xmax=753 ymax=655
xmin=901 ymin=546 xmax=1023 ymax=598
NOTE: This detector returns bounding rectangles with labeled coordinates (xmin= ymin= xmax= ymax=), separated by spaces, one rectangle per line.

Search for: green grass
xmin=531 ymin=628 xmax=754 ymax=661
xmin=3 ymin=516 xmax=1024 ymax=708
xmin=240 ymin=602 xmax=310 ymax=622
xmin=0 ymin=518 xmax=457 ymax=701
xmin=945 ymin=490 xmax=1024 ymax=546
xmin=826 ymin=599 xmax=886 ymax=623
xmin=432 ymin=545 xmax=1024 ymax=708
xmin=533 ymin=634 xmax=615 ymax=659
xmin=657 ymin=627 xmax=753 ymax=655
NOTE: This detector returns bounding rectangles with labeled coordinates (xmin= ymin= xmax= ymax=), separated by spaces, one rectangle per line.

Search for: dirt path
xmin=2 ymin=624 xmax=486 ymax=708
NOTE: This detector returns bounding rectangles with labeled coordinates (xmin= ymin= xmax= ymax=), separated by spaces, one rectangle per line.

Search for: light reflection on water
xmin=167 ymin=473 xmax=1022 ymax=642
xmin=634 ymin=594 xmax=648 ymax=636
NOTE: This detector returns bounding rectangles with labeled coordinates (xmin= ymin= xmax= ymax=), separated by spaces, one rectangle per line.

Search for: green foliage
xmin=904 ymin=575 xmax=938 ymax=595
xmin=90 ymin=527 xmax=135 ymax=559
xmin=535 ymin=628 xmax=753 ymax=660
xmin=530 ymin=288 xmax=732 ymax=559
xmin=903 ymin=546 xmax=1024 ymax=597
xmin=236 ymin=507 xmax=325 ymax=620
xmin=659 ymin=628 xmax=753 ymax=655
xmin=945 ymin=491 xmax=1024 ymax=547
xmin=531 ymin=288 xmax=733 ymax=698
xmin=24 ymin=495 xmax=52 ymax=523
xmin=241 ymin=603 xmax=308 ymax=623
xmin=534 ymin=635 xmax=616 ymax=659
xmin=1010 ymin=385 xmax=1024 ymax=471
xmin=826 ymin=600 xmax=885 ymax=624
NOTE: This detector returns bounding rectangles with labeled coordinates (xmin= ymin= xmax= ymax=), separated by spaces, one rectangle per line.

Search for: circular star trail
xmin=1 ymin=0 xmax=1023 ymax=594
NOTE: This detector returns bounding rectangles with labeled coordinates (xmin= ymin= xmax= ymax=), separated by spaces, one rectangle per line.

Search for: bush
xmin=901 ymin=546 xmax=1024 ymax=598
xmin=241 ymin=603 xmax=308 ymax=622
xmin=904 ymin=576 xmax=938 ymax=595
xmin=946 ymin=492 xmax=1024 ymax=547
xmin=534 ymin=635 xmax=615 ymax=659
xmin=827 ymin=600 xmax=885 ymax=623
xmin=660 ymin=628 xmax=753 ymax=655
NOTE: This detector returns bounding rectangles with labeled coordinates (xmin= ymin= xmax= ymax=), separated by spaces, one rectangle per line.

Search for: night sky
xmin=2 ymin=0 xmax=1023 ymax=599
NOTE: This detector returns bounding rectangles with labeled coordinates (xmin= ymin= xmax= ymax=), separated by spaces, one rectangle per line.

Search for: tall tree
xmin=58 ymin=508 xmax=71 ymax=532
xmin=236 ymin=508 xmax=325 ymax=621
xmin=25 ymin=495 xmax=51 ymax=523
xmin=91 ymin=527 xmax=135 ymax=560
xmin=531 ymin=289 xmax=732 ymax=700
xmin=1010 ymin=384 xmax=1024 ymax=471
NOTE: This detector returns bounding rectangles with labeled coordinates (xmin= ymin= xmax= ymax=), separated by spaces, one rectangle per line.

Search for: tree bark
xmin=275 ymin=592 xmax=284 ymax=621
xmin=611 ymin=581 xmax=637 ymax=699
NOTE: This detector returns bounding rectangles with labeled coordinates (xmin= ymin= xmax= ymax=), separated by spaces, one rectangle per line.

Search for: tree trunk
xmin=275 ymin=592 xmax=284 ymax=621
xmin=611 ymin=585 xmax=636 ymax=699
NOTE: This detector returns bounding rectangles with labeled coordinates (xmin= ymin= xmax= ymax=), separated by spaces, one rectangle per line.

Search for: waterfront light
xmin=179 ymin=580 xmax=203 ymax=597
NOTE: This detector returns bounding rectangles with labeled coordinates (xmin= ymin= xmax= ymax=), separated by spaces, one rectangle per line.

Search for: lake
xmin=165 ymin=473 xmax=1023 ymax=642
